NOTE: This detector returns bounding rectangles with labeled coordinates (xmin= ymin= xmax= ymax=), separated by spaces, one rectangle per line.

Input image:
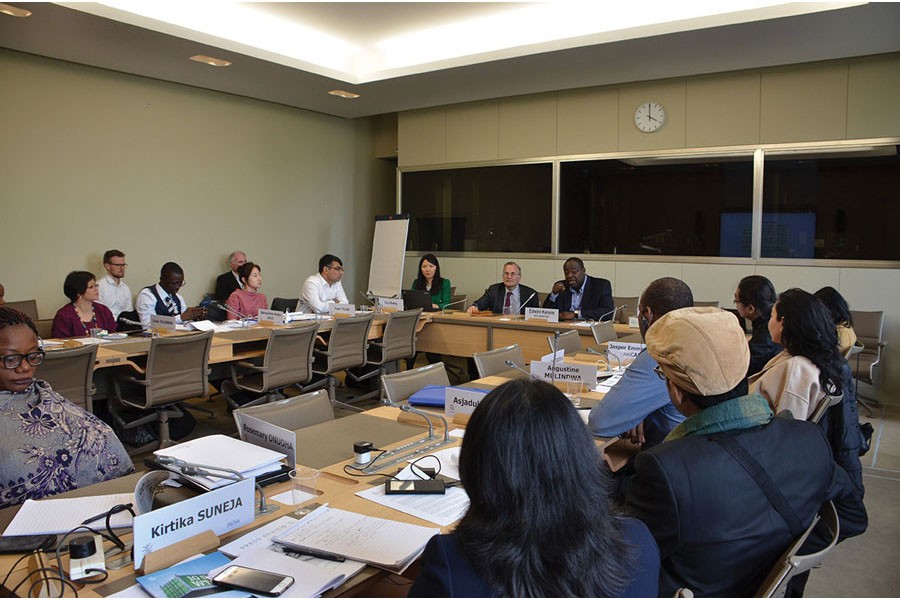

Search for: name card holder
xmin=525 ymin=307 xmax=559 ymax=323
xmin=150 ymin=314 xmax=177 ymax=335
xmin=376 ymin=297 xmax=403 ymax=313
xmin=444 ymin=387 xmax=488 ymax=418
xmin=529 ymin=361 xmax=598 ymax=386
xmin=330 ymin=303 xmax=356 ymax=318
xmin=628 ymin=316 xmax=640 ymax=329
xmin=139 ymin=530 xmax=220 ymax=575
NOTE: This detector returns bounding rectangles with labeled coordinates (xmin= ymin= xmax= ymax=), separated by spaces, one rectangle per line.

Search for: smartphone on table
xmin=0 ymin=534 xmax=56 ymax=554
xmin=212 ymin=565 xmax=294 ymax=597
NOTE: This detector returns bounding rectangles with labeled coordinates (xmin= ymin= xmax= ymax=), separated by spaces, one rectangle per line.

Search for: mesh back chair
xmin=591 ymin=321 xmax=618 ymax=344
xmin=111 ymin=330 xmax=213 ymax=451
xmin=312 ymin=314 xmax=374 ymax=411
xmin=38 ymin=344 xmax=98 ymax=412
xmin=693 ymin=300 xmax=721 ymax=308
xmin=222 ymin=323 xmax=321 ymax=410
xmin=382 ymin=362 xmax=450 ymax=405
xmin=234 ymin=389 xmax=333 ymax=434
xmin=755 ymin=501 xmax=840 ymax=598
xmin=271 ymin=297 xmax=299 ymax=313
xmin=5 ymin=299 xmax=38 ymax=320
xmin=547 ymin=329 xmax=582 ymax=354
xmin=613 ymin=296 xmax=638 ymax=325
xmin=809 ymin=393 xmax=843 ymax=424
xmin=448 ymin=294 xmax=467 ymax=311
xmin=34 ymin=319 xmax=54 ymax=340
xmin=347 ymin=309 xmax=422 ymax=402
xmin=473 ymin=344 xmax=525 ymax=378
xmin=848 ymin=310 xmax=886 ymax=414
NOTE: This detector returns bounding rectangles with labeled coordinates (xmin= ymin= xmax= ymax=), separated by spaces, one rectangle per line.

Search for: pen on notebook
xmin=81 ymin=503 xmax=133 ymax=526
xmin=298 ymin=549 xmax=346 ymax=562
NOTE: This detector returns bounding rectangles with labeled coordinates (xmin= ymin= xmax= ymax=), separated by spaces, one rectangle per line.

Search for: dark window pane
xmin=762 ymin=149 xmax=900 ymax=260
xmin=402 ymin=164 xmax=552 ymax=253
xmin=560 ymin=158 xmax=754 ymax=256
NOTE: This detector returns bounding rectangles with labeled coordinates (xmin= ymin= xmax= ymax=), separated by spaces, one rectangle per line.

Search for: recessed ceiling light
xmin=0 ymin=3 xmax=32 ymax=17
xmin=189 ymin=54 xmax=232 ymax=67
xmin=328 ymin=90 xmax=360 ymax=99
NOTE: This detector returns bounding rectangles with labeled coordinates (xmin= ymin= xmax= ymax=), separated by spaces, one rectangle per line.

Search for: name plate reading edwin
xmin=444 ymin=387 xmax=489 ymax=418
xmin=376 ymin=297 xmax=403 ymax=312
xmin=235 ymin=412 xmax=296 ymax=467
xmin=530 ymin=361 xmax=598 ymax=386
xmin=257 ymin=309 xmax=285 ymax=325
xmin=149 ymin=314 xmax=176 ymax=333
xmin=133 ymin=477 xmax=254 ymax=569
xmin=607 ymin=341 xmax=646 ymax=361
xmin=330 ymin=303 xmax=356 ymax=317
xmin=525 ymin=307 xmax=559 ymax=323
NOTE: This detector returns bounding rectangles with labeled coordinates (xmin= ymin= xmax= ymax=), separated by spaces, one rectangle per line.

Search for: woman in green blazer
xmin=411 ymin=253 xmax=451 ymax=309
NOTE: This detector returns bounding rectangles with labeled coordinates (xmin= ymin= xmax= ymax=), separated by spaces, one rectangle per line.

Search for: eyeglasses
xmin=1 ymin=351 xmax=45 ymax=370
xmin=328 ymin=265 xmax=344 ymax=272
xmin=163 ymin=280 xmax=186 ymax=288
xmin=653 ymin=365 xmax=667 ymax=381
xmin=107 ymin=262 xmax=127 ymax=267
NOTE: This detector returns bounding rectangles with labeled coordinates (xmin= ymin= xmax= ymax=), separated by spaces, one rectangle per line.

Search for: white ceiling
xmin=2 ymin=2 xmax=899 ymax=119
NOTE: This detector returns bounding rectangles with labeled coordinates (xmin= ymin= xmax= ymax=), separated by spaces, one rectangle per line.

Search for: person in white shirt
xmin=97 ymin=249 xmax=133 ymax=320
xmin=136 ymin=262 xmax=207 ymax=327
xmin=299 ymin=254 xmax=349 ymax=313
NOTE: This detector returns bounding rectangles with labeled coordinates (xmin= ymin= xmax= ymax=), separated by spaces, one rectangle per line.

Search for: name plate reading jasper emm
xmin=607 ymin=341 xmax=646 ymax=361
xmin=132 ymin=477 xmax=254 ymax=570
xmin=149 ymin=314 xmax=176 ymax=333
xmin=525 ymin=307 xmax=559 ymax=323
xmin=257 ymin=309 xmax=285 ymax=325
xmin=530 ymin=361 xmax=598 ymax=385
xmin=236 ymin=412 xmax=296 ymax=467
xmin=444 ymin=387 xmax=489 ymax=418
xmin=330 ymin=303 xmax=356 ymax=317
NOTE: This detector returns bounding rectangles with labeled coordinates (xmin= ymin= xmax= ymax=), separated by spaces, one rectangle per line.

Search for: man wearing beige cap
xmin=625 ymin=307 xmax=866 ymax=597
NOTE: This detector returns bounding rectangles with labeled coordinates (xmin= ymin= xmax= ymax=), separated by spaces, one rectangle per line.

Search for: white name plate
xmin=525 ymin=307 xmax=559 ymax=323
xmin=376 ymin=297 xmax=403 ymax=312
xmin=530 ymin=361 xmax=598 ymax=385
xmin=132 ymin=477 xmax=254 ymax=570
xmin=444 ymin=387 xmax=489 ymax=418
xmin=149 ymin=314 xmax=176 ymax=333
xmin=628 ymin=316 xmax=640 ymax=329
xmin=235 ymin=412 xmax=296 ymax=467
xmin=257 ymin=309 xmax=285 ymax=325
xmin=607 ymin=341 xmax=646 ymax=361
xmin=329 ymin=303 xmax=356 ymax=317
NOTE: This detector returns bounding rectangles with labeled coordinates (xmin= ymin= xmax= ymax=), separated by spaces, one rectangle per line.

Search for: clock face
xmin=635 ymin=101 xmax=666 ymax=133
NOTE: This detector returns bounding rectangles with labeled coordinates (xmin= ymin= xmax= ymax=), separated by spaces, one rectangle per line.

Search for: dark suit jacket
xmin=214 ymin=271 xmax=241 ymax=302
xmin=470 ymin=283 xmax=540 ymax=314
xmin=408 ymin=518 xmax=660 ymax=597
xmin=542 ymin=274 xmax=614 ymax=320
xmin=625 ymin=412 xmax=867 ymax=597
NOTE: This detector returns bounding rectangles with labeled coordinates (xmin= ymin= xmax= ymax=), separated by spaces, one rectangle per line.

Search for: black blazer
xmin=471 ymin=283 xmax=540 ymax=314
xmin=214 ymin=271 xmax=241 ymax=302
xmin=542 ymin=274 xmax=614 ymax=320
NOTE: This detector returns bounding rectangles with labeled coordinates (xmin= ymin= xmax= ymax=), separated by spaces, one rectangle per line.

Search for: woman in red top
xmin=51 ymin=271 xmax=117 ymax=338
xmin=225 ymin=262 xmax=269 ymax=319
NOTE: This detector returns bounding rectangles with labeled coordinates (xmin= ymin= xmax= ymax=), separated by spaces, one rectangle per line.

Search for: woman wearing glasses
xmin=0 ymin=307 xmax=133 ymax=509
xmin=51 ymin=270 xmax=117 ymax=338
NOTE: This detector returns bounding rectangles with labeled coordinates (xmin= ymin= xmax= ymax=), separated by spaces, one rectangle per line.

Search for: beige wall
xmin=0 ymin=49 xmax=395 ymax=319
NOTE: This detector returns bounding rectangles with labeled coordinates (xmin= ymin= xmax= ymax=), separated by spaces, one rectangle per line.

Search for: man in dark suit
xmin=214 ymin=250 xmax=246 ymax=303
xmin=542 ymin=256 xmax=614 ymax=320
xmin=624 ymin=307 xmax=867 ymax=597
xmin=467 ymin=261 xmax=540 ymax=315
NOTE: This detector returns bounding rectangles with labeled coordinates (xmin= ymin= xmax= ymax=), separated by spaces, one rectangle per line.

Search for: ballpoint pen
xmin=297 ymin=549 xmax=345 ymax=563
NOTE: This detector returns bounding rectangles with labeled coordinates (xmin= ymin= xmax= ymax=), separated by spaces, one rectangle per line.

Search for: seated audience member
xmin=225 ymin=262 xmax=268 ymax=319
xmin=542 ymin=257 xmax=614 ymax=321
xmin=97 ymin=249 xmax=134 ymax=322
xmin=588 ymin=277 xmax=690 ymax=449
xmin=411 ymin=379 xmax=660 ymax=597
xmin=734 ymin=275 xmax=781 ymax=376
xmin=299 ymin=254 xmax=349 ymax=313
xmin=815 ymin=286 xmax=857 ymax=356
xmin=0 ymin=307 xmax=133 ymax=508
xmin=51 ymin=271 xmax=117 ymax=338
xmin=410 ymin=254 xmax=451 ymax=310
xmin=136 ymin=262 xmax=207 ymax=327
xmin=625 ymin=307 xmax=867 ymax=597
xmin=467 ymin=261 xmax=540 ymax=315
xmin=214 ymin=251 xmax=247 ymax=303
xmin=749 ymin=288 xmax=844 ymax=420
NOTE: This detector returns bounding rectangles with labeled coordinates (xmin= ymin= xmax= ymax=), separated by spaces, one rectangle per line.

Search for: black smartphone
xmin=0 ymin=534 xmax=56 ymax=554
xmin=384 ymin=479 xmax=446 ymax=495
xmin=212 ymin=566 xmax=294 ymax=597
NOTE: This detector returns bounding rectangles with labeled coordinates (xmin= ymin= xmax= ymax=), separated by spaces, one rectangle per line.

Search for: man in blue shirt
xmin=589 ymin=277 xmax=692 ymax=448
xmin=542 ymin=257 xmax=614 ymax=321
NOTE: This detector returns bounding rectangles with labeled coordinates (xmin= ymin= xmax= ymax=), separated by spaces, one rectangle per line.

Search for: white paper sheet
xmin=402 ymin=446 xmax=460 ymax=481
xmin=3 ymin=493 xmax=135 ymax=535
xmin=269 ymin=489 xmax=316 ymax=506
xmin=356 ymin=482 xmax=469 ymax=527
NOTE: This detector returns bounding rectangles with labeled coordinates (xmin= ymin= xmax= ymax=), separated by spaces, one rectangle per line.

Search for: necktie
xmin=164 ymin=295 xmax=177 ymax=315
xmin=504 ymin=291 xmax=512 ymax=309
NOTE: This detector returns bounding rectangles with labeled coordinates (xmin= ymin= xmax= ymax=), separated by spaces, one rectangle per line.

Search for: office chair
xmin=37 ymin=344 xmax=98 ymax=412
xmin=110 ymin=330 xmax=214 ymax=452
xmin=849 ymin=310 xmax=886 ymax=415
xmin=34 ymin=319 xmax=54 ymax=340
xmin=271 ymin=297 xmax=299 ymax=313
xmin=311 ymin=314 xmax=374 ymax=412
xmin=233 ymin=389 xmax=334 ymax=434
xmin=612 ymin=296 xmax=639 ymax=324
xmin=381 ymin=362 xmax=450 ymax=405
xmin=591 ymin=321 xmax=618 ymax=345
xmin=809 ymin=393 xmax=843 ymax=424
xmin=693 ymin=300 xmax=721 ymax=308
xmin=547 ymin=329 xmax=582 ymax=354
xmin=221 ymin=323 xmax=322 ymax=410
xmin=345 ymin=309 xmax=423 ymax=403
xmin=5 ymin=299 xmax=39 ymax=320
xmin=473 ymin=344 xmax=525 ymax=378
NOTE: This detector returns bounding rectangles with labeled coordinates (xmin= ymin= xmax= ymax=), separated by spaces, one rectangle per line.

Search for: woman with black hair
xmin=0 ymin=307 xmax=132 ymax=508
xmin=734 ymin=275 xmax=781 ymax=376
xmin=409 ymin=379 xmax=659 ymax=597
xmin=749 ymin=288 xmax=845 ymax=420
xmin=815 ymin=286 xmax=857 ymax=356
xmin=51 ymin=270 xmax=117 ymax=338
xmin=411 ymin=254 xmax=451 ymax=310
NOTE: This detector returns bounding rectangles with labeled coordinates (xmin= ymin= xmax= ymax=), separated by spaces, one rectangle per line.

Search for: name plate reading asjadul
xmin=149 ymin=314 xmax=176 ymax=333
xmin=525 ymin=307 xmax=559 ymax=323
xmin=329 ymin=303 xmax=356 ymax=317
xmin=132 ymin=477 xmax=254 ymax=570
xmin=236 ymin=412 xmax=296 ymax=467
xmin=376 ymin=297 xmax=404 ymax=312
xmin=444 ymin=387 xmax=489 ymax=418
xmin=530 ymin=361 xmax=598 ymax=386
xmin=257 ymin=309 xmax=285 ymax=325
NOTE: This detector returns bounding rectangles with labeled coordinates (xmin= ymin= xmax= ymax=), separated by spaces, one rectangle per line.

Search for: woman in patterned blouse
xmin=0 ymin=306 xmax=133 ymax=509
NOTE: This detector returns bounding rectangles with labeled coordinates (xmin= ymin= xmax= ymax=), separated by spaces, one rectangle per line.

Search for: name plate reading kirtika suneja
xmin=330 ymin=303 xmax=356 ymax=317
xmin=530 ymin=361 xmax=598 ymax=386
xmin=525 ymin=307 xmax=559 ymax=323
xmin=132 ymin=477 xmax=254 ymax=570
xmin=257 ymin=309 xmax=285 ymax=325
xmin=149 ymin=314 xmax=176 ymax=333
xmin=376 ymin=297 xmax=404 ymax=312
xmin=444 ymin=387 xmax=489 ymax=418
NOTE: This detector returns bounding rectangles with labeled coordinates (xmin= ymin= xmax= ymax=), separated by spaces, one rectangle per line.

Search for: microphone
xmin=215 ymin=301 xmax=251 ymax=321
xmin=551 ymin=330 xmax=560 ymax=384
xmin=441 ymin=298 xmax=467 ymax=314
xmin=596 ymin=304 xmax=628 ymax=322
xmin=518 ymin=291 xmax=538 ymax=313
xmin=504 ymin=359 xmax=533 ymax=379
xmin=585 ymin=347 xmax=623 ymax=370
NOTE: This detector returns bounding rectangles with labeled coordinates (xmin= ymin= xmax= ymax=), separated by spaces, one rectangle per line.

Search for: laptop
xmin=402 ymin=289 xmax=440 ymax=312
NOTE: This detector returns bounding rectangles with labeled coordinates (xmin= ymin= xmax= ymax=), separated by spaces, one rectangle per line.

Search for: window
xmin=560 ymin=157 xmax=754 ymax=256
xmin=762 ymin=148 xmax=900 ymax=260
xmin=401 ymin=164 xmax=552 ymax=253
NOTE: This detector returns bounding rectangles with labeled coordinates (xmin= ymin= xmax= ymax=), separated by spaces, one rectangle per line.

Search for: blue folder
xmin=407 ymin=385 xmax=487 ymax=407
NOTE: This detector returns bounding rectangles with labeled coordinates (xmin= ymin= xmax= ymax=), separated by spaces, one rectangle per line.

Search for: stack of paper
xmin=154 ymin=435 xmax=285 ymax=490
xmin=3 ymin=493 xmax=135 ymax=535
xmin=273 ymin=505 xmax=439 ymax=574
